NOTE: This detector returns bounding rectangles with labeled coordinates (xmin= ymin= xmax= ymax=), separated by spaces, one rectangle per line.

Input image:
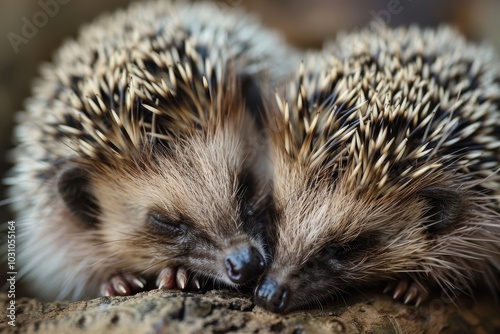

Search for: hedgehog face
xmin=253 ymin=23 xmax=500 ymax=314
xmin=58 ymin=127 xmax=270 ymax=289
xmin=255 ymin=166 xmax=466 ymax=313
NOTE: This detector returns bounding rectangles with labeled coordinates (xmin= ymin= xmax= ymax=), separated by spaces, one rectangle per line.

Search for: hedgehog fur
xmin=254 ymin=25 xmax=500 ymax=313
xmin=4 ymin=0 xmax=297 ymax=300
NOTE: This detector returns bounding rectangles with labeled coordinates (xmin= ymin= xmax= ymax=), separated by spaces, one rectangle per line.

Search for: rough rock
xmin=1 ymin=289 xmax=499 ymax=333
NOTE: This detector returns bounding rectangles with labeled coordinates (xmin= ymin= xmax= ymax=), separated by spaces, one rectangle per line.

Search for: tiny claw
xmin=404 ymin=282 xmax=420 ymax=304
xmin=157 ymin=268 xmax=176 ymax=290
xmin=177 ymin=268 xmax=188 ymax=290
xmin=383 ymin=281 xmax=396 ymax=294
xmin=393 ymin=280 xmax=408 ymax=300
xmin=100 ymin=282 xmax=114 ymax=297
xmin=415 ymin=283 xmax=428 ymax=307
xmin=131 ymin=277 xmax=146 ymax=289
xmin=192 ymin=276 xmax=201 ymax=290
xmin=404 ymin=290 xmax=416 ymax=304
xmin=100 ymin=273 xmax=147 ymax=297
xmin=404 ymin=294 xmax=413 ymax=304
xmin=124 ymin=273 xmax=146 ymax=290
xmin=384 ymin=279 xmax=429 ymax=306
xmin=112 ymin=277 xmax=130 ymax=295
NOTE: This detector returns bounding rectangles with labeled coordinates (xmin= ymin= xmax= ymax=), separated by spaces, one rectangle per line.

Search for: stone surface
xmin=1 ymin=289 xmax=499 ymax=333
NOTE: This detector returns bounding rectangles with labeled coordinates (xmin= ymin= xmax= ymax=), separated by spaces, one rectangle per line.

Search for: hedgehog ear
xmin=57 ymin=165 xmax=100 ymax=226
xmin=420 ymin=186 xmax=462 ymax=232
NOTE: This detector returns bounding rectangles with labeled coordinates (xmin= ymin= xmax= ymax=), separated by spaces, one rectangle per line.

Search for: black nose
xmin=254 ymin=278 xmax=290 ymax=313
xmin=224 ymin=246 xmax=265 ymax=283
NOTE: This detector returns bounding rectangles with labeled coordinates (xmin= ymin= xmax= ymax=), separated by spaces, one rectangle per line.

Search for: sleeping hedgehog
xmin=255 ymin=25 xmax=500 ymax=313
xmin=4 ymin=1 xmax=297 ymax=300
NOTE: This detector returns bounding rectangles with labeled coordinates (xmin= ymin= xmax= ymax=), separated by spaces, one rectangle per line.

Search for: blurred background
xmin=0 ymin=0 xmax=500 ymax=276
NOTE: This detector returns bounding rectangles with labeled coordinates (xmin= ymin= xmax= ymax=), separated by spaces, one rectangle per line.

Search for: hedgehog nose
xmin=254 ymin=278 xmax=290 ymax=313
xmin=224 ymin=246 xmax=265 ymax=283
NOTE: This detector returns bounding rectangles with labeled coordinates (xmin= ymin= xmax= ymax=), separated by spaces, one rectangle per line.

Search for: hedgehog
xmin=254 ymin=25 xmax=500 ymax=313
xmin=4 ymin=1 xmax=298 ymax=300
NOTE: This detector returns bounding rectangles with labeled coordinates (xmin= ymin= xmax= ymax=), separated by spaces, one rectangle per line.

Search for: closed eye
xmin=149 ymin=212 xmax=186 ymax=238
xmin=324 ymin=236 xmax=378 ymax=261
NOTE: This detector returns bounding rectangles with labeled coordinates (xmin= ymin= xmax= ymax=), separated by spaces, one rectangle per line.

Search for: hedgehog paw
xmin=100 ymin=273 xmax=147 ymax=297
xmin=383 ymin=279 xmax=428 ymax=306
xmin=156 ymin=267 xmax=202 ymax=291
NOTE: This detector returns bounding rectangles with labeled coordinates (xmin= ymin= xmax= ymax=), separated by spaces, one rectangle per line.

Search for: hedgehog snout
xmin=224 ymin=246 xmax=265 ymax=283
xmin=254 ymin=278 xmax=290 ymax=313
